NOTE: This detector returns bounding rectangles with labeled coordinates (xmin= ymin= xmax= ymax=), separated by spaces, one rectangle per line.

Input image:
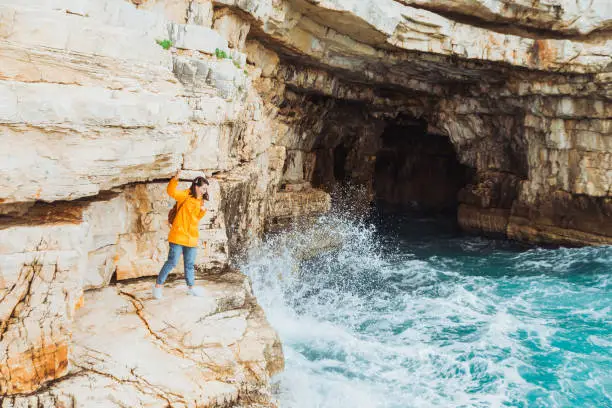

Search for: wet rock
xmin=508 ymin=192 xmax=612 ymax=246
xmin=458 ymin=171 xmax=521 ymax=211
xmin=266 ymin=188 xmax=332 ymax=232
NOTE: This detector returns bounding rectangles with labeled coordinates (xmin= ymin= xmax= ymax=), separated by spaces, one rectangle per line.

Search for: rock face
xmin=0 ymin=0 xmax=611 ymax=404
xmin=1 ymin=273 xmax=284 ymax=407
xmin=266 ymin=188 xmax=332 ymax=231
xmin=1 ymin=0 xmax=316 ymax=402
xmin=0 ymin=222 xmax=83 ymax=395
xmin=226 ymin=0 xmax=611 ymax=245
xmin=0 ymin=1 xmax=187 ymax=205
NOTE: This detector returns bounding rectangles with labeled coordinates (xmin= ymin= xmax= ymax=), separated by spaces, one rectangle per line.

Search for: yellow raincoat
xmin=167 ymin=177 xmax=206 ymax=247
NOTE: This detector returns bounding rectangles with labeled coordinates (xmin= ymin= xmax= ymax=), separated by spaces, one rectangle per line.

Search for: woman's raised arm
xmin=167 ymin=171 xmax=187 ymax=201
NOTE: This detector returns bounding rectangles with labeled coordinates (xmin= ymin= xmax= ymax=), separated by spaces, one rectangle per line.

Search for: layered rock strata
xmin=1 ymin=0 xmax=611 ymax=405
xmin=233 ymin=0 xmax=611 ymax=245
xmin=0 ymin=0 xmax=323 ymax=402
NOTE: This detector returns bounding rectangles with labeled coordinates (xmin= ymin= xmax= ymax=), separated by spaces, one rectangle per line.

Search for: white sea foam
xmin=241 ymin=214 xmax=612 ymax=408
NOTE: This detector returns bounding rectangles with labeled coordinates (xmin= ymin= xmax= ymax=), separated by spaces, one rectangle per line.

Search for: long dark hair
xmin=189 ymin=176 xmax=209 ymax=200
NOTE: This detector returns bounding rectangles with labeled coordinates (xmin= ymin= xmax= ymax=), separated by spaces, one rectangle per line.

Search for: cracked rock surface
xmin=1 ymin=0 xmax=611 ymax=402
xmin=1 ymin=272 xmax=284 ymax=408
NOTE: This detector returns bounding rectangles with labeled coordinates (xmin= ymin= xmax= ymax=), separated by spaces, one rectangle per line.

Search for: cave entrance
xmin=374 ymin=118 xmax=474 ymax=215
xmin=333 ymin=144 xmax=349 ymax=182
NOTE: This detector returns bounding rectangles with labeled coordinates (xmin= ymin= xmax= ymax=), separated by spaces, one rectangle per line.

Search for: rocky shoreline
xmin=1 ymin=0 xmax=610 ymax=405
xmin=1 ymin=272 xmax=284 ymax=407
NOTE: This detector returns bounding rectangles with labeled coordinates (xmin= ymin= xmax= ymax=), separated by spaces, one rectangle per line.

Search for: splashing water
xmin=241 ymin=213 xmax=612 ymax=408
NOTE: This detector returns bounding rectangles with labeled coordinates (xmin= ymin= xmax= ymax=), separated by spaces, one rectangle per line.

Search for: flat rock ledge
xmin=1 ymin=272 xmax=284 ymax=408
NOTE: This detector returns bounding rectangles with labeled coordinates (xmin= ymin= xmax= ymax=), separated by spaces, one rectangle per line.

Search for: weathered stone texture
xmin=1 ymin=273 xmax=283 ymax=407
xmin=2 ymin=0 xmax=612 ymax=403
xmin=0 ymin=223 xmax=84 ymax=395
xmin=266 ymin=188 xmax=332 ymax=232
xmin=0 ymin=2 xmax=189 ymax=205
xmin=0 ymin=0 xmax=290 ymax=400
xmin=396 ymin=0 xmax=612 ymax=36
xmin=85 ymin=179 xmax=228 ymax=285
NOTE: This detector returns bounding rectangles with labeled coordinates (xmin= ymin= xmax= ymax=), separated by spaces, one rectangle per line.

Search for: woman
xmin=153 ymin=171 xmax=209 ymax=299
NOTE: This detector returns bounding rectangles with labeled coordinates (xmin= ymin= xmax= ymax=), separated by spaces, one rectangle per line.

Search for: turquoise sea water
xmin=242 ymin=214 xmax=612 ymax=408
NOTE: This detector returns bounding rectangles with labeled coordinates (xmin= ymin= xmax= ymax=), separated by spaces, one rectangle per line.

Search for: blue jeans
xmin=156 ymin=243 xmax=197 ymax=286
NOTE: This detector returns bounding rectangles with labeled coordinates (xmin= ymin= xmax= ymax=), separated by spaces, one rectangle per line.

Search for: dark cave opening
xmin=298 ymin=94 xmax=476 ymax=221
xmin=373 ymin=118 xmax=475 ymax=215
xmin=333 ymin=144 xmax=349 ymax=182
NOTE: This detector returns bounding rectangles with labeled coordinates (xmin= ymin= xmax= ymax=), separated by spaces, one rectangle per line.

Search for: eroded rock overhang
xmin=0 ymin=0 xmax=611 ymax=404
xmin=235 ymin=0 xmax=612 ymax=245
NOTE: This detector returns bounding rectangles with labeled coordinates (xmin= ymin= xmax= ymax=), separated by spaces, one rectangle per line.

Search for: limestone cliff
xmin=0 ymin=0 xmax=611 ymax=406
xmin=231 ymin=0 xmax=611 ymax=245
xmin=0 ymin=0 xmax=294 ymax=404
